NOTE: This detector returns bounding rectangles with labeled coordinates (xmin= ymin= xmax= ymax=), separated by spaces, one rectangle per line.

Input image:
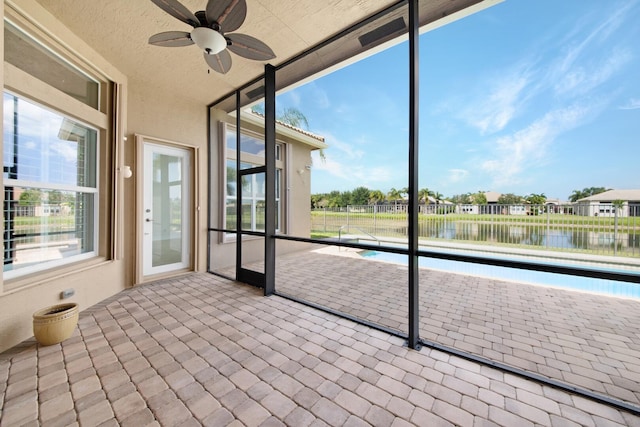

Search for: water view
xmin=312 ymin=205 xmax=640 ymax=258
xmin=420 ymin=222 xmax=640 ymax=255
xmin=359 ymin=249 xmax=640 ymax=300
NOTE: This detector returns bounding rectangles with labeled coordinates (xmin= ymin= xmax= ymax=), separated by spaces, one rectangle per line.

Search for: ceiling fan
xmin=148 ymin=0 xmax=275 ymax=74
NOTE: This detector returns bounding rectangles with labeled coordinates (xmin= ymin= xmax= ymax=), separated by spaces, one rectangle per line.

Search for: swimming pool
xmin=359 ymin=250 xmax=640 ymax=300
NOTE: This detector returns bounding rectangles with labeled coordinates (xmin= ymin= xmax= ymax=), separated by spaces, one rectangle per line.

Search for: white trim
xmin=3 ymin=252 xmax=97 ymax=281
xmin=220 ymin=122 xmax=287 ymax=243
xmin=142 ymin=142 xmax=192 ymax=276
xmin=4 ymin=18 xmax=101 ymax=108
xmin=4 ymin=180 xmax=98 ymax=194
xmin=285 ymin=143 xmax=293 ymax=235
xmin=2 ymin=92 xmax=101 ymax=280
xmin=240 ymin=112 xmax=327 ymax=150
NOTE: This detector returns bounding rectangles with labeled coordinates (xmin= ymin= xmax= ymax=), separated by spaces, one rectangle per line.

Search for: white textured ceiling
xmin=33 ymin=0 xmax=488 ymax=105
xmin=33 ymin=0 xmax=398 ymax=105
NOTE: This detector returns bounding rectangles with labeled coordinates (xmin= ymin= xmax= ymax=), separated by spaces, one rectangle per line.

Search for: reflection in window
xmin=225 ymin=127 xmax=267 ymax=158
xmin=224 ymin=124 xmax=283 ymax=234
xmin=4 ymin=21 xmax=100 ymax=109
xmin=3 ymin=93 xmax=98 ymax=276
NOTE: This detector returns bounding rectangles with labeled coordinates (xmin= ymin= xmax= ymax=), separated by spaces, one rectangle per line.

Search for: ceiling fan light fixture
xmin=190 ymin=27 xmax=226 ymax=54
xmin=149 ymin=0 xmax=273 ymax=73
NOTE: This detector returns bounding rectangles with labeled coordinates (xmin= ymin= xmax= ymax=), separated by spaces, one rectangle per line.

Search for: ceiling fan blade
xmin=227 ymin=33 xmax=275 ymax=61
xmin=149 ymin=31 xmax=194 ymax=47
xmin=204 ymin=49 xmax=232 ymax=74
xmin=206 ymin=0 xmax=247 ymax=33
xmin=151 ymin=0 xmax=199 ymax=27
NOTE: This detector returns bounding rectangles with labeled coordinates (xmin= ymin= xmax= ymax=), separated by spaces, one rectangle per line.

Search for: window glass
xmin=3 ymin=93 xmax=97 ymax=186
xmin=224 ymin=124 xmax=283 ymax=234
xmin=226 ymin=127 xmax=236 ymax=150
xmin=241 ymin=134 xmax=266 ymax=157
xmin=4 ymin=21 xmax=100 ymax=110
xmin=3 ymin=93 xmax=98 ymax=276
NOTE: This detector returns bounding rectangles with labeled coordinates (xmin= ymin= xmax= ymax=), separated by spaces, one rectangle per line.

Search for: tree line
xmin=18 ymin=189 xmax=75 ymax=207
xmin=311 ymin=186 xmax=609 ymax=209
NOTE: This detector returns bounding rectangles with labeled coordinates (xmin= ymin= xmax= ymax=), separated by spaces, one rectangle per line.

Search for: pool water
xmin=359 ymin=250 xmax=640 ymax=300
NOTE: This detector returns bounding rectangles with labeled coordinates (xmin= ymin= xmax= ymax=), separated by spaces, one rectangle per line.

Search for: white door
xmin=143 ymin=143 xmax=191 ymax=276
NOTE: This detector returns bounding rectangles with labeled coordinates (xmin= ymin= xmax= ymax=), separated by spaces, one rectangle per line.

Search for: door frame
xmin=236 ymin=165 xmax=267 ymax=288
xmin=134 ymin=134 xmax=199 ymax=284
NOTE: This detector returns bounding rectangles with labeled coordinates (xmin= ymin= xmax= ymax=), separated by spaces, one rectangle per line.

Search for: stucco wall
xmin=208 ymin=107 xmax=316 ymax=272
xmin=0 ymin=1 xmax=127 ymax=353
xmin=0 ymin=1 xmax=209 ymax=353
xmin=125 ymin=83 xmax=209 ymax=284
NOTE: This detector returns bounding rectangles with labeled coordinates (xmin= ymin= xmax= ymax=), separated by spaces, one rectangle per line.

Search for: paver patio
xmin=273 ymin=246 xmax=640 ymax=409
xmin=1 ymin=271 xmax=639 ymax=426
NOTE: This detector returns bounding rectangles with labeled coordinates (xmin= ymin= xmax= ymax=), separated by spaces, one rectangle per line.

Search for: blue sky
xmin=276 ymin=0 xmax=640 ymax=201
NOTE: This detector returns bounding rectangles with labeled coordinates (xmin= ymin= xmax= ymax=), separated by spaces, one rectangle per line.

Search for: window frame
xmin=4 ymin=19 xmax=101 ymax=110
xmin=220 ymin=122 xmax=285 ymax=242
xmin=2 ymin=16 xmax=114 ymax=287
xmin=2 ymin=91 xmax=101 ymax=280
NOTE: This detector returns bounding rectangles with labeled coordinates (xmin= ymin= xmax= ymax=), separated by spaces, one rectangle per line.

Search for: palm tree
xmin=399 ymin=187 xmax=409 ymax=199
xmin=526 ymin=193 xmax=546 ymax=205
xmin=387 ymin=188 xmax=402 ymax=205
xmin=368 ymin=190 xmax=385 ymax=205
xmin=278 ymin=107 xmax=310 ymax=129
xmin=254 ymin=105 xmax=326 ymax=162
xmin=569 ymin=189 xmax=585 ymax=203
xmin=418 ymin=188 xmax=430 ymax=204
xmin=569 ymin=187 xmax=608 ymax=202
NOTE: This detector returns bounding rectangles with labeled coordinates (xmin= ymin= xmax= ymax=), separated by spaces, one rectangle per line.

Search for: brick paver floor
xmin=273 ymin=246 xmax=640 ymax=410
xmin=2 ymin=273 xmax=638 ymax=426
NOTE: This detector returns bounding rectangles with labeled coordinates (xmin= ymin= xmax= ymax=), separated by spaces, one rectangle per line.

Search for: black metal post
xmin=407 ymin=0 xmax=421 ymax=350
xmin=206 ymin=97 xmax=212 ymax=273
xmin=264 ymin=65 xmax=276 ymax=296
xmin=235 ymin=90 xmax=242 ymax=280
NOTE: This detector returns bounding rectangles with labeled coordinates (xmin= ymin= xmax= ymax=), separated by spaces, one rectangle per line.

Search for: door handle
xmin=146 ymin=218 xmax=153 ymax=222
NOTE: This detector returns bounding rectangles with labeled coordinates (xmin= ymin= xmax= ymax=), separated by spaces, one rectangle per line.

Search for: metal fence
xmin=311 ymin=203 xmax=640 ymax=257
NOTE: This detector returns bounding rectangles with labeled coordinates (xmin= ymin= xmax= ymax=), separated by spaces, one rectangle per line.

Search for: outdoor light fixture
xmin=121 ymin=165 xmax=133 ymax=179
xmin=190 ymin=27 xmax=227 ymax=55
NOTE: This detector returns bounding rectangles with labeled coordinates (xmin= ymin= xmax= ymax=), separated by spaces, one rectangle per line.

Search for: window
xmin=4 ymin=21 xmax=100 ymax=109
xmin=3 ymin=93 xmax=98 ymax=277
xmin=222 ymin=124 xmax=284 ymax=236
xmin=3 ymin=18 xmax=111 ymax=281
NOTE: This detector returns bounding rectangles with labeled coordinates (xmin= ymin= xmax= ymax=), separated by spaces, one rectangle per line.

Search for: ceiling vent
xmin=246 ymin=86 xmax=265 ymax=100
xmin=358 ymin=17 xmax=406 ymax=47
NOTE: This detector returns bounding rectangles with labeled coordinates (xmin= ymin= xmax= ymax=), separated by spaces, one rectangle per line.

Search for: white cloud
xmin=310 ymin=83 xmax=330 ymax=109
xmin=553 ymin=48 xmax=631 ymax=97
xmin=481 ymin=102 xmax=595 ymax=186
xmin=320 ymin=132 xmax=365 ymax=160
xmin=466 ymin=74 xmax=530 ymax=135
xmin=456 ymin=1 xmax=635 ymax=139
xmin=554 ymin=2 xmax=631 ymax=77
xmin=447 ymin=169 xmax=469 ymax=183
xmin=467 ymin=3 xmax=635 ymax=188
xmin=312 ymin=152 xmax=392 ymax=185
xmin=619 ymin=98 xmax=640 ymax=110
xmin=310 ymin=130 xmax=395 ymax=187
xmin=50 ymin=141 xmax=78 ymax=163
xmin=287 ymin=90 xmax=301 ymax=108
